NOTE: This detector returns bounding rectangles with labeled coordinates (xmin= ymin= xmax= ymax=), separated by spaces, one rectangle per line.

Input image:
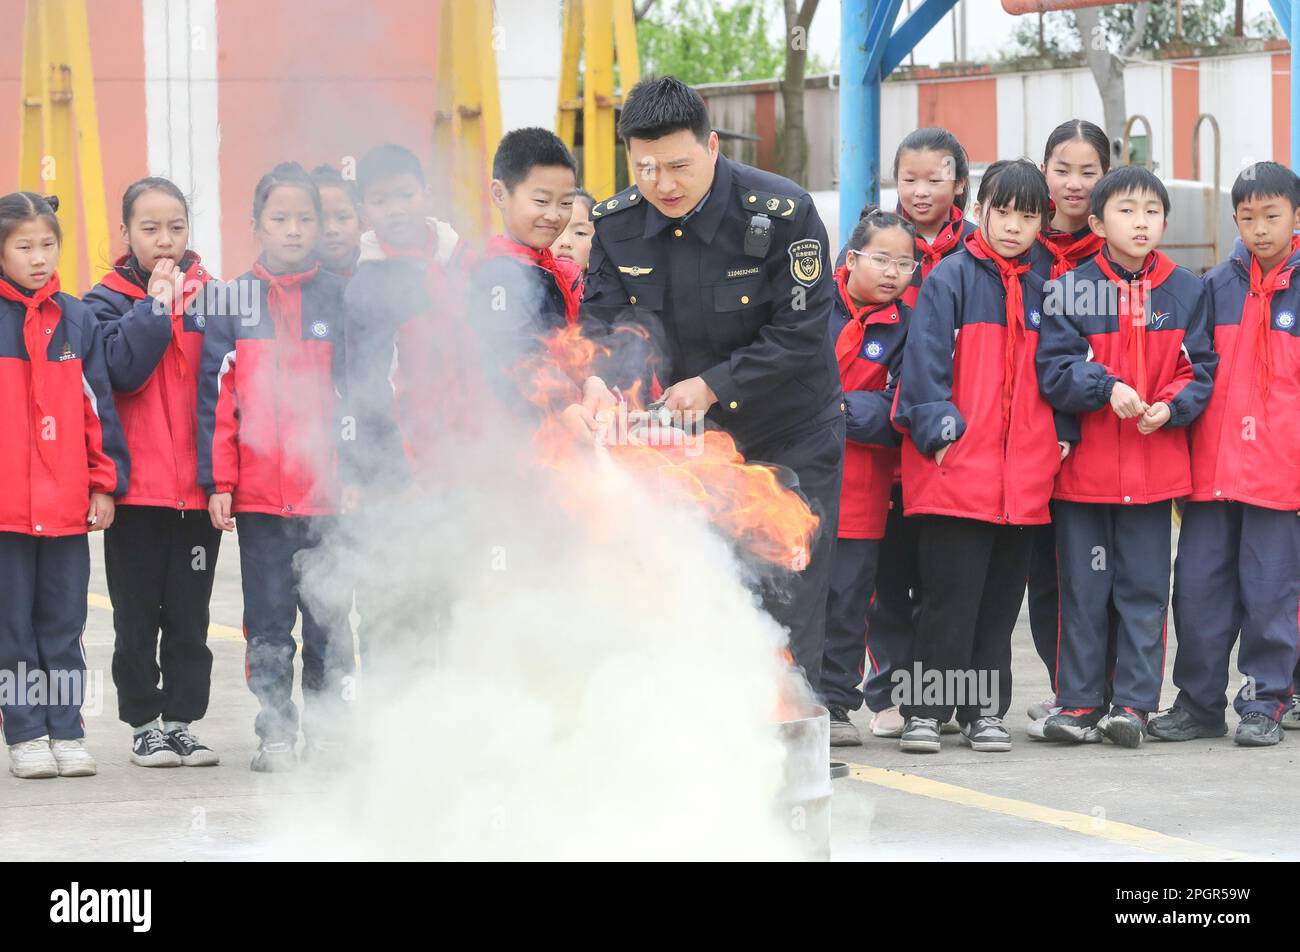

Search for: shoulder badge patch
xmin=591 ymin=188 xmax=642 ymax=219
xmin=788 ymin=239 xmax=823 ymax=287
xmin=742 ymin=189 xmax=799 ymax=219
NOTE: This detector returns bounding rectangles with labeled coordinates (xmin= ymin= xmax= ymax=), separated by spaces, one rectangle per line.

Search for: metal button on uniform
xmin=673 ymin=228 xmax=683 ymax=238
xmin=748 ymin=195 xmax=756 ymax=203
xmin=729 ymin=400 xmax=739 ymax=410
xmin=34 ymin=524 xmax=42 ymax=533
xmin=1214 ymin=490 xmax=1222 ymax=497
xmin=629 ymin=296 xmax=637 ymax=304
xmin=740 ymin=295 xmax=750 ymax=305
xmin=1123 ymin=495 xmax=1132 ymax=503
xmin=44 ymin=328 xmax=51 ymax=335
xmin=178 ymin=500 xmax=185 ymax=508
xmin=840 ymin=402 xmax=846 ymax=412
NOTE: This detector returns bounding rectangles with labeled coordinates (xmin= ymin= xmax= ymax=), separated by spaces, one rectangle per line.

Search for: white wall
xmin=496 ymin=0 xmax=564 ymax=133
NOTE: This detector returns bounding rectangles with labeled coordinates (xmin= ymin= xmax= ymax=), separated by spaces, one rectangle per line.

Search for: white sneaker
xmin=9 ymin=737 xmax=58 ymax=779
xmin=1028 ymin=694 xmax=1057 ymax=721
xmin=50 ymin=738 xmax=97 ymax=777
xmin=869 ymin=705 xmax=905 ymax=738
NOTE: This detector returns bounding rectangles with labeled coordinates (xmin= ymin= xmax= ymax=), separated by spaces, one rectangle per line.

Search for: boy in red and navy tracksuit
xmin=1038 ymin=166 xmax=1217 ymax=748
xmin=83 ymin=177 xmax=223 ymax=768
xmin=1151 ymin=162 xmax=1300 ymax=748
xmin=0 ymin=192 xmax=128 ymax=778
xmin=892 ymin=161 xmax=1065 ymax=754
xmin=821 ymin=209 xmax=916 ymax=745
xmin=197 ymin=162 xmax=354 ymax=772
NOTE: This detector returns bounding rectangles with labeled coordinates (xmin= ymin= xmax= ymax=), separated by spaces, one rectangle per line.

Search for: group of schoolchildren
xmin=0 ymin=129 xmax=598 ymax=779
xmin=823 ymin=120 xmax=1300 ymax=756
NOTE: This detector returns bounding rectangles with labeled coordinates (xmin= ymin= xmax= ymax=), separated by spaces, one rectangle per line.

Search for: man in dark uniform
xmin=580 ymin=76 xmax=845 ymax=696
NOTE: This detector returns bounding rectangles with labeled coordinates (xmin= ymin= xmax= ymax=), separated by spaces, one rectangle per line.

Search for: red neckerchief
xmin=833 ymin=265 xmax=900 ymax=375
xmin=0 ymin=274 xmax=62 ymax=467
xmin=966 ymin=231 xmax=1030 ymax=439
xmin=1093 ymin=250 xmax=1178 ymax=402
xmin=905 ymin=204 xmax=966 ymax=280
xmin=1244 ymin=235 xmax=1300 ymax=405
xmin=483 ymin=235 xmax=580 ymax=324
xmin=554 ymin=257 xmax=585 ymax=324
xmin=100 ymin=252 xmax=210 ymax=379
xmin=251 ymin=260 xmax=319 ymax=340
xmin=1038 ymin=225 xmax=1105 ymax=280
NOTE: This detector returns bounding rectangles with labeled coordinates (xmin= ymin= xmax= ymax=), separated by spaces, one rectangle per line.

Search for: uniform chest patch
xmin=57 ymin=342 xmax=76 ymax=361
xmin=1028 ymin=309 xmax=1042 ymax=328
xmin=311 ymin=321 xmax=329 ymax=338
xmin=864 ymin=340 xmax=884 ymax=360
xmin=788 ymin=239 xmax=822 ymax=287
xmin=1277 ymin=310 xmax=1296 ymax=330
xmin=1149 ymin=311 xmax=1172 ymax=329
xmin=194 ymin=315 xmax=206 ymax=329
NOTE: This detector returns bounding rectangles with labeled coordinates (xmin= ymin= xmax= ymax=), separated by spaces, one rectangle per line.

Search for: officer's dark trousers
xmin=0 ymin=532 xmax=91 ymax=745
xmin=862 ymin=483 xmax=920 ymax=712
xmin=822 ymin=537 xmax=880 ymax=710
xmin=1055 ymin=500 xmax=1171 ymax=713
xmin=237 ymin=513 xmax=354 ymax=743
xmin=751 ymin=417 xmax=844 ymax=696
xmin=903 ymin=516 xmax=1029 ymax=723
xmin=105 ymin=506 xmax=221 ymax=727
xmin=1172 ymin=501 xmax=1300 ymax=724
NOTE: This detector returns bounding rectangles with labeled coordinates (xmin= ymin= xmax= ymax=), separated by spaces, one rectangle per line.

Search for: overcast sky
xmin=806 ymin=0 xmax=1279 ymax=69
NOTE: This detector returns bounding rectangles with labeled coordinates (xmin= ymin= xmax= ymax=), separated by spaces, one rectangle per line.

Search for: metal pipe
xmin=1121 ymin=113 xmax=1154 ymax=169
xmin=839 ymin=0 xmax=877 ymax=248
xmin=1000 ymin=0 xmax=1134 ymax=13
xmin=1192 ymin=113 xmax=1221 ymax=263
xmin=1293 ymin=0 xmax=1300 ymax=173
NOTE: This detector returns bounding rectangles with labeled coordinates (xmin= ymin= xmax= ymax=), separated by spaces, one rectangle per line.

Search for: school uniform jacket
xmin=892 ymin=244 xmax=1064 ymax=526
xmin=830 ymin=267 xmax=907 ymax=540
xmin=83 ymin=252 xmax=213 ymax=510
xmin=1037 ymin=252 xmax=1217 ymax=504
xmin=196 ymin=264 xmax=346 ymax=517
xmin=1190 ymin=238 xmax=1300 ymax=511
xmin=0 ymin=286 xmax=128 ymax=535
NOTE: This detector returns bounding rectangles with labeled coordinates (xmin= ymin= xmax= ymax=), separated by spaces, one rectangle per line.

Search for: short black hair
xmin=1090 ymin=165 xmax=1170 ymax=219
xmin=617 ymin=76 xmax=711 ymax=145
xmin=1231 ymin=161 xmax=1300 ymax=210
xmin=356 ymin=144 xmax=426 ymax=197
xmin=847 ymin=204 xmax=917 ymax=251
xmin=978 ymin=159 xmax=1051 ymax=219
xmin=574 ymin=189 xmax=596 ymax=214
xmin=251 ymin=161 xmax=320 ymax=221
xmin=491 ymin=127 xmax=577 ymax=191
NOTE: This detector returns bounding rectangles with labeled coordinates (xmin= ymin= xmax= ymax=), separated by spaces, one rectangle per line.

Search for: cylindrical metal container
xmin=776 ymin=704 xmax=833 ymax=861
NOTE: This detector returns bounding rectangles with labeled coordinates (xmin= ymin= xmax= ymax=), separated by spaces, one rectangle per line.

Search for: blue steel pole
xmin=1293 ymin=0 xmax=1300 ymax=173
xmin=839 ymin=0 xmax=877 ymax=249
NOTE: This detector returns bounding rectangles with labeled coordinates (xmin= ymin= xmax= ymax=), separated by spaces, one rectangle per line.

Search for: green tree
xmin=1007 ymin=0 xmax=1257 ymax=60
xmin=637 ymin=0 xmax=787 ymax=85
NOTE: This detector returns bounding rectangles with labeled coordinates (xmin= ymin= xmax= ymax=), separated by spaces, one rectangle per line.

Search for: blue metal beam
xmin=839 ymin=0 xmax=877 ymax=247
xmin=1269 ymin=0 xmax=1291 ymax=38
xmin=884 ymin=0 xmax=961 ymax=77
xmin=863 ymin=0 xmax=906 ymax=81
xmin=1293 ymin=0 xmax=1299 ymax=173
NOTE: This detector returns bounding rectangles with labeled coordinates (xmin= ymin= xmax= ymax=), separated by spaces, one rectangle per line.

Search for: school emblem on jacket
xmin=1277 ymin=310 xmax=1296 ymax=330
xmin=1149 ymin=311 xmax=1172 ymax=329
xmin=1028 ymin=309 xmax=1042 ymax=328
xmin=194 ymin=315 xmax=206 ymax=329
xmin=788 ymin=239 xmax=822 ymax=287
xmin=57 ymin=342 xmax=75 ymax=361
xmin=865 ymin=340 xmax=884 ymax=360
xmin=311 ymin=321 xmax=329 ymax=338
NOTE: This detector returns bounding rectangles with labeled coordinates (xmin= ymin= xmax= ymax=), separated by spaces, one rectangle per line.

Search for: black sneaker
xmin=1234 ymin=712 xmax=1283 ymax=747
xmin=1042 ymin=707 xmax=1104 ymax=743
xmin=165 ymin=726 xmax=220 ymax=766
xmin=1101 ymin=706 xmax=1147 ymax=749
xmin=1147 ymin=707 xmax=1228 ymax=742
xmin=250 ymin=740 xmax=297 ymax=773
xmin=130 ymin=728 xmax=182 ymax=768
xmin=899 ymin=716 xmax=941 ymax=753
xmin=959 ymin=716 xmax=1012 ymax=752
xmin=827 ymin=704 xmax=862 ymax=747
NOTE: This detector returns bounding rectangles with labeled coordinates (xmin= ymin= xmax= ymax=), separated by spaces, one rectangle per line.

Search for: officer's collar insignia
xmin=618 ymin=266 xmax=654 ymax=277
xmin=788 ymin=239 xmax=822 ymax=287
xmin=592 ymin=190 xmax=639 ymax=218
xmin=744 ymin=190 xmax=797 ymax=218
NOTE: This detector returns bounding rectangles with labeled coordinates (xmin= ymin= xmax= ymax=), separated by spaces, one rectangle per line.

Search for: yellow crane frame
xmin=18 ymin=0 xmax=109 ymax=290
xmin=555 ymin=0 xmax=640 ymax=201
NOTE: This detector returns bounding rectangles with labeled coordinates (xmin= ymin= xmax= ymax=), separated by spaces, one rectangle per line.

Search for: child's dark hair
xmin=356 ymin=144 xmax=426 ymax=197
xmin=252 ymin=161 xmax=321 ymax=221
xmin=0 ymin=191 xmax=62 ymax=250
xmin=311 ymin=164 xmax=360 ymax=209
xmin=1089 ymin=165 xmax=1170 ymax=219
xmin=574 ymin=189 xmax=596 ymax=214
xmin=976 ymin=159 xmax=1051 ymax=219
xmin=1043 ymin=119 xmax=1112 ymax=174
xmin=122 ymin=176 xmax=189 ymax=226
xmin=848 ymin=204 xmax=917 ymax=251
xmin=893 ymin=127 xmax=971 ymax=210
xmin=492 ymin=127 xmax=577 ymax=191
xmin=617 ymin=75 xmax=711 ymax=144
xmin=1231 ymin=161 xmax=1300 ymax=210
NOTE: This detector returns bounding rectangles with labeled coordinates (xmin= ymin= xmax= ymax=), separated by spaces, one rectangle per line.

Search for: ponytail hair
xmin=0 ymin=191 xmax=61 ymax=251
xmin=252 ymin=161 xmax=321 ymax=221
xmin=1043 ymin=119 xmax=1112 ymax=174
xmin=893 ymin=127 xmax=971 ymax=210
xmin=847 ymin=204 xmax=917 ymax=252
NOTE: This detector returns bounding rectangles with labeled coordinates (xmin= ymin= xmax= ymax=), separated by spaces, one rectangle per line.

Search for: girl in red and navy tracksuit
xmin=197 ymin=162 xmax=353 ymax=772
xmin=1037 ymin=166 xmax=1217 ymax=749
xmin=855 ymin=129 xmax=977 ymax=741
xmin=1157 ymin=162 xmax=1300 ymax=747
xmin=1025 ymin=120 xmax=1112 ymax=723
xmin=0 ymin=192 xmax=128 ymax=779
xmin=820 ymin=208 xmax=915 ymax=745
xmin=893 ymin=161 xmax=1064 ymax=754
xmin=83 ymin=177 xmax=221 ymax=769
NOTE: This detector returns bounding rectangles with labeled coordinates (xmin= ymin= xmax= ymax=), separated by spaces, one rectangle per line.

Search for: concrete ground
xmin=1 ymin=529 xmax=1296 ymax=862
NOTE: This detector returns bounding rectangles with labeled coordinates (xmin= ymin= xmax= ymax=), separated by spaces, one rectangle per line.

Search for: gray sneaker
xmin=1235 ymin=713 xmax=1283 ymax=747
xmin=899 ymin=716 xmax=941 ymax=753
xmin=828 ymin=705 xmax=863 ymax=747
xmin=1282 ymin=696 xmax=1300 ymax=730
xmin=1147 ymin=707 xmax=1228 ymax=742
xmin=960 ymin=716 xmax=1012 ymax=752
xmin=250 ymin=740 xmax=297 ymax=773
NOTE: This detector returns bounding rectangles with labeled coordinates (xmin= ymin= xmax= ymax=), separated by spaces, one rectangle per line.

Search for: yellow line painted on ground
xmin=842 ymin=762 xmax=1255 ymax=862
xmin=87 ymin=594 xmax=244 ymax=642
